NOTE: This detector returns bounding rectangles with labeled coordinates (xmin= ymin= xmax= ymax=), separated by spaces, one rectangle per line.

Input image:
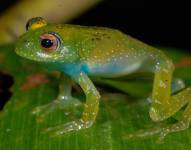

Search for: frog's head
xmin=15 ymin=17 xmax=79 ymax=64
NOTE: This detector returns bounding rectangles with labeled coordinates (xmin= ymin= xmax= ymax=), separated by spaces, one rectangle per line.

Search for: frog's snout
xmin=23 ymin=40 xmax=31 ymax=47
xmin=15 ymin=38 xmax=31 ymax=57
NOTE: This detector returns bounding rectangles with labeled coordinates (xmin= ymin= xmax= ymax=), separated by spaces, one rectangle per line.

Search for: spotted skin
xmin=15 ymin=17 xmax=191 ymax=142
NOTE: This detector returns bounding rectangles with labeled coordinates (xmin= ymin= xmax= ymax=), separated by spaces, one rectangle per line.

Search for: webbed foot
xmin=43 ymin=119 xmax=93 ymax=137
xmin=32 ymin=96 xmax=82 ymax=122
xmin=124 ymin=119 xmax=190 ymax=143
xmin=156 ymin=119 xmax=189 ymax=143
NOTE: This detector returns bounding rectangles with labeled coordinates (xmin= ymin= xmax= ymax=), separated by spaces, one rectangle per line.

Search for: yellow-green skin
xmin=15 ymin=17 xmax=191 ymax=141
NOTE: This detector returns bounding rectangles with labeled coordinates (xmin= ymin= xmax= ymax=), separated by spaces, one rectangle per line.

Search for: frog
xmin=15 ymin=17 xmax=191 ymax=141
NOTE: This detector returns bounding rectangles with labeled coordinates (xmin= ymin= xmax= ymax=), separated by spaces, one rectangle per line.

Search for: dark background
xmin=0 ymin=0 xmax=190 ymax=109
xmin=70 ymin=0 xmax=190 ymax=51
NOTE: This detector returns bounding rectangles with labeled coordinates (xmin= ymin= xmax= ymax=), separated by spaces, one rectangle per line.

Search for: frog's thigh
xmin=150 ymin=60 xmax=190 ymax=122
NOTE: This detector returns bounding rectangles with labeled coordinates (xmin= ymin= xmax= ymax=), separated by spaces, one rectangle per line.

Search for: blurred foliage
xmin=0 ymin=44 xmax=191 ymax=149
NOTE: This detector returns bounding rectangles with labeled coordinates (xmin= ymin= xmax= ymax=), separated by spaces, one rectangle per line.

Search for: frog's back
xmin=63 ymin=24 xmax=162 ymax=59
xmin=54 ymin=24 xmax=167 ymax=77
xmin=60 ymin=25 xmax=164 ymax=77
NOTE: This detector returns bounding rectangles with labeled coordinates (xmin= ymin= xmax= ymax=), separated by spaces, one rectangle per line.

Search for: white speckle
xmin=159 ymin=80 xmax=166 ymax=88
xmin=60 ymin=46 xmax=69 ymax=55
xmin=153 ymin=98 xmax=162 ymax=104
xmin=36 ymin=52 xmax=51 ymax=58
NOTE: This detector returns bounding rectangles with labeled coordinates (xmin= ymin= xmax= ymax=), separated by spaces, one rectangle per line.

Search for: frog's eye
xmin=40 ymin=33 xmax=61 ymax=52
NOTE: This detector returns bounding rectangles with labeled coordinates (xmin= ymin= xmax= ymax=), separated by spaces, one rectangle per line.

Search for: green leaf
xmin=0 ymin=45 xmax=191 ymax=149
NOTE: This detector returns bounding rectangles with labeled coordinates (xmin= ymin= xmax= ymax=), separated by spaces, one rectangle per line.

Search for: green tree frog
xmin=15 ymin=17 xmax=191 ymax=141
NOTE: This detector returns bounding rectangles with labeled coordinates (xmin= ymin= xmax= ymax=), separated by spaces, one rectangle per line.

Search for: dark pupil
xmin=41 ymin=39 xmax=53 ymax=48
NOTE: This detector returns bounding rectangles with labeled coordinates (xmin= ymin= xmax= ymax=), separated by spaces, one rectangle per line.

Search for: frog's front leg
xmin=32 ymin=73 xmax=82 ymax=121
xmin=44 ymin=72 xmax=100 ymax=136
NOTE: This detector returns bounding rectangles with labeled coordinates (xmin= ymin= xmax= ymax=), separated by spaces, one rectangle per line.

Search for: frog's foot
xmin=124 ymin=119 xmax=190 ymax=143
xmin=156 ymin=119 xmax=190 ymax=143
xmin=124 ymin=125 xmax=162 ymax=141
xmin=32 ymin=97 xmax=82 ymax=122
xmin=43 ymin=119 xmax=93 ymax=137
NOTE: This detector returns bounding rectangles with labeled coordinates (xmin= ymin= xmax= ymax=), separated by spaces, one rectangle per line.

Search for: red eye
xmin=40 ymin=33 xmax=60 ymax=52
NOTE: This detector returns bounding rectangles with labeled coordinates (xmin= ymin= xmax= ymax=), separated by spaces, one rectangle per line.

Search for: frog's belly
xmin=87 ymin=61 xmax=142 ymax=77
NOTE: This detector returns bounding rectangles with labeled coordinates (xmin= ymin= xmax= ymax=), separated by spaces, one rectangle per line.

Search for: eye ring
xmin=40 ymin=33 xmax=61 ymax=52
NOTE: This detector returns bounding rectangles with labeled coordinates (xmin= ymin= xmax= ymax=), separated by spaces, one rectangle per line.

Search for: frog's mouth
xmin=15 ymin=49 xmax=46 ymax=62
xmin=15 ymin=47 xmax=25 ymax=58
xmin=15 ymin=46 xmax=57 ymax=63
xmin=15 ymin=46 xmax=39 ymax=62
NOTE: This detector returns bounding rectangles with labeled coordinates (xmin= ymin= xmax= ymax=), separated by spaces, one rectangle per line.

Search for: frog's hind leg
xmin=32 ymin=73 xmax=82 ymax=121
xmin=156 ymin=87 xmax=191 ymax=142
xmin=149 ymin=58 xmax=191 ymax=142
xmin=149 ymin=59 xmax=188 ymax=122
xmin=125 ymin=58 xmax=191 ymax=142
